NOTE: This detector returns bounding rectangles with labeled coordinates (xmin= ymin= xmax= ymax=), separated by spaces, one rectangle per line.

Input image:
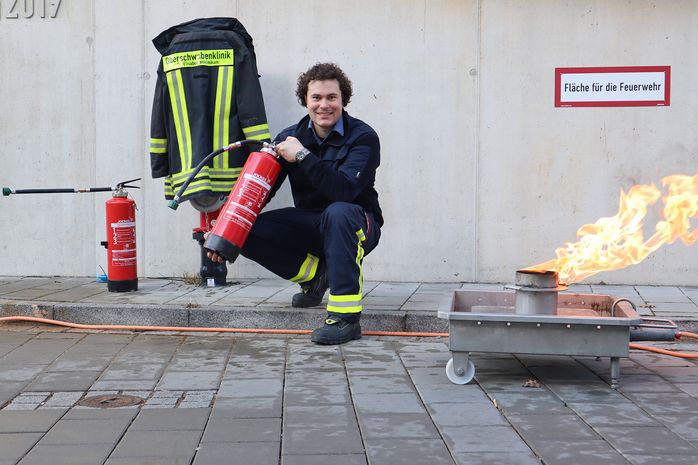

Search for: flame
xmin=526 ymin=172 xmax=698 ymax=284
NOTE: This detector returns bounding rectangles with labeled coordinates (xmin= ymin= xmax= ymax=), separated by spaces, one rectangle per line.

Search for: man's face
xmin=305 ymin=79 xmax=343 ymax=136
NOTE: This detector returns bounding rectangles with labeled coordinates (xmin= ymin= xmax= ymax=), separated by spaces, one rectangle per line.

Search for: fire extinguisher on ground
xmin=102 ymin=182 xmax=139 ymax=292
xmin=3 ymin=178 xmax=141 ymax=292
xmin=169 ymin=141 xmax=280 ymax=262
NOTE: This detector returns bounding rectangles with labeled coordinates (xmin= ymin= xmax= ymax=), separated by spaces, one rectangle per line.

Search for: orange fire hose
xmin=1 ymin=316 xmax=697 ymax=359
xmin=629 ymin=342 xmax=698 ymax=358
xmin=0 ymin=316 xmax=448 ymax=338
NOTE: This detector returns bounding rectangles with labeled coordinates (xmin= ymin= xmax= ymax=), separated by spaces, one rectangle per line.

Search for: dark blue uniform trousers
xmin=241 ymin=202 xmax=380 ymax=316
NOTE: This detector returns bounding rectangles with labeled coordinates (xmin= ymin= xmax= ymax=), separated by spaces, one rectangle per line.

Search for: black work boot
xmin=311 ymin=314 xmax=361 ymax=345
xmin=292 ymin=265 xmax=328 ymax=308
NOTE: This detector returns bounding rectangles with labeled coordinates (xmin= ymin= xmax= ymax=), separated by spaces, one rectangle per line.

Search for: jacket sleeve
xmin=299 ymin=129 xmax=380 ymax=203
xmin=236 ymin=48 xmax=271 ymax=143
xmin=149 ymin=64 xmax=170 ymax=179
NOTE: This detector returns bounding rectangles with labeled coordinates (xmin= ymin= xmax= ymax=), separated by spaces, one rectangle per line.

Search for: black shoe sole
xmin=311 ymin=332 xmax=362 ymax=345
xmin=310 ymin=325 xmax=362 ymax=345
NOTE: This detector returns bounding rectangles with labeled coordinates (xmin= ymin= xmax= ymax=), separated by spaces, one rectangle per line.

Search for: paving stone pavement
xmin=1 ymin=277 xmax=698 ymax=333
xmin=0 ymin=322 xmax=697 ymax=465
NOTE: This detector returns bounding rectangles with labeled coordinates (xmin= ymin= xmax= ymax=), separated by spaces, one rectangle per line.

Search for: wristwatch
xmin=295 ymin=148 xmax=310 ymax=163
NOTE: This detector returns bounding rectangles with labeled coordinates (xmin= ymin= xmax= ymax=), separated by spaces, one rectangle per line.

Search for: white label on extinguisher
xmin=228 ymin=211 xmax=254 ymax=227
xmin=112 ymin=249 xmax=137 ymax=266
xmin=221 ymin=173 xmax=271 ymax=233
xmin=111 ymin=221 xmax=136 ymax=246
xmin=244 ymin=172 xmax=272 ymax=190
xmin=235 ymin=174 xmax=270 ymax=210
xmin=111 ymin=221 xmax=136 ymax=228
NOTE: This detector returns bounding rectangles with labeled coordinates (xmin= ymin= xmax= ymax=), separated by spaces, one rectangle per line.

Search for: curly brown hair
xmin=296 ymin=62 xmax=353 ymax=107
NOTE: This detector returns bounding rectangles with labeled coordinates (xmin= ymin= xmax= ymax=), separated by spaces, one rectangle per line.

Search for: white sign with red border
xmin=555 ymin=66 xmax=670 ymax=107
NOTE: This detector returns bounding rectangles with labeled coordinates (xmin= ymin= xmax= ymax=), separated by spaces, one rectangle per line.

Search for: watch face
xmin=296 ymin=149 xmax=309 ymax=162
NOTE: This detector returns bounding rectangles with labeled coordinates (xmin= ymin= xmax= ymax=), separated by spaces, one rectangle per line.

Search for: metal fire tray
xmin=438 ymin=290 xmax=642 ymax=388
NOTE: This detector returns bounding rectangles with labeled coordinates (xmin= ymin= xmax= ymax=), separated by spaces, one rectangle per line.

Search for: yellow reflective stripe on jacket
xmin=167 ymin=166 xmax=242 ymax=198
xmin=164 ymin=177 xmax=175 ymax=196
xmin=213 ymin=65 xmax=234 ymax=169
xmin=166 ymin=70 xmax=192 ymax=173
xmin=171 ymin=171 xmax=242 ymax=190
xmin=163 ymin=49 xmax=234 ymax=72
xmin=150 ymin=138 xmax=168 ymax=154
xmin=242 ymin=123 xmax=271 ymax=141
xmin=170 ymin=166 xmax=242 ymax=184
xmin=290 ymin=254 xmax=319 ymax=283
xmin=170 ymin=180 xmax=237 ymax=198
xmin=327 ymin=293 xmax=362 ymax=314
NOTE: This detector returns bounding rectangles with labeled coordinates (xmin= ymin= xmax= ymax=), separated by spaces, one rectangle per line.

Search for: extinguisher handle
xmin=116 ymin=178 xmax=141 ymax=190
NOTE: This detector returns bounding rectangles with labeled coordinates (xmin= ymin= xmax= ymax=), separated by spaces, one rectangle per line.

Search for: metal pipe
xmin=630 ymin=318 xmax=678 ymax=342
xmin=508 ymin=269 xmax=567 ymax=316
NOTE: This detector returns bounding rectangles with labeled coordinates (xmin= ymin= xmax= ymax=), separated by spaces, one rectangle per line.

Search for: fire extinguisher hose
xmin=168 ymin=140 xmax=267 ymax=210
xmin=2 ymin=179 xmax=140 ymax=196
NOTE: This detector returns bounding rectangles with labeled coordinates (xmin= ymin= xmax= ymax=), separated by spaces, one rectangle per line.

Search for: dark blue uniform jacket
xmin=272 ymin=111 xmax=384 ymax=227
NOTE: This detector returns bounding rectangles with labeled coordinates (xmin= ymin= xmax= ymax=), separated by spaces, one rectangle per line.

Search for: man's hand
xmin=274 ymin=136 xmax=305 ymax=163
xmin=204 ymin=232 xmax=227 ymax=263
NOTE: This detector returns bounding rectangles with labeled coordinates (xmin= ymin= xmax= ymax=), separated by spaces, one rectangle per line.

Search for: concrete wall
xmin=1 ymin=0 xmax=696 ymax=286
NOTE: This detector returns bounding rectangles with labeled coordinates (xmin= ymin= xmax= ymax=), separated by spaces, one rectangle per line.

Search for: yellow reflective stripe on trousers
xmin=355 ymin=227 xmax=366 ymax=298
xmin=150 ymin=138 xmax=167 ymax=154
xmin=242 ymin=123 xmax=271 ymax=141
xmin=326 ymin=228 xmax=367 ymax=314
xmin=327 ymin=293 xmax=362 ymax=314
xmin=213 ymin=65 xmax=234 ymax=169
xmin=289 ymin=254 xmax=319 ymax=283
xmin=166 ymin=70 xmax=192 ymax=172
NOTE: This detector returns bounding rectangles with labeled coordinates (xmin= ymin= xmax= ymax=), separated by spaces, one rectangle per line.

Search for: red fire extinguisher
xmin=4 ymin=178 xmax=140 ymax=292
xmin=169 ymin=141 xmax=280 ymax=262
xmin=204 ymin=146 xmax=281 ymax=261
xmin=104 ymin=185 xmax=138 ymax=291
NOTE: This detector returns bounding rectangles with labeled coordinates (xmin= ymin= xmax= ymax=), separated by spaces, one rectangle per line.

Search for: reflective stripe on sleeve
xmin=150 ymin=138 xmax=168 ymax=154
xmin=242 ymin=123 xmax=271 ymax=141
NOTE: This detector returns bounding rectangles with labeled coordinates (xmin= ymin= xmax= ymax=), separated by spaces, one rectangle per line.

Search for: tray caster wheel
xmin=446 ymin=358 xmax=475 ymax=385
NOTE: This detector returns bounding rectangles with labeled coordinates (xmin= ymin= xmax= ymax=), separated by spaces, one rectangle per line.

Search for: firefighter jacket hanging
xmin=149 ymin=17 xmax=271 ymax=201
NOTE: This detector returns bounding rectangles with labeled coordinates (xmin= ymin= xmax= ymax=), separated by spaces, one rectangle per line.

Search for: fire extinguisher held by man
xmin=209 ymin=62 xmax=383 ymax=345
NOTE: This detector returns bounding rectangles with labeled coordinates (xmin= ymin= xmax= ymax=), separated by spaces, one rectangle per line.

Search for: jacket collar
xmin=296 ymin=111 xmax=350 ymax=148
